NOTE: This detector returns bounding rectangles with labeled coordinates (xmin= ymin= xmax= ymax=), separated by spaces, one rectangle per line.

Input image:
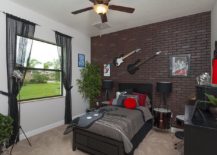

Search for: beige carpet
xmin=8 ymin=125 xmax=183 ymax=155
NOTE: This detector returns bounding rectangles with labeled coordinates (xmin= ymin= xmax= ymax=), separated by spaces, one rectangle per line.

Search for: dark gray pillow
xmin=117 ymin=94 xmax=127 ymax=107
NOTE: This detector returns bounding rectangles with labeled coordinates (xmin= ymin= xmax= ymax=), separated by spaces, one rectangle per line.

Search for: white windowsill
xmin=20 ymin=96 xmax=65 ymax=104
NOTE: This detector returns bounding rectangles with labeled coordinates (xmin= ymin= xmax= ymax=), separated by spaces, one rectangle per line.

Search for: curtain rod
xmin=0 ymin=10 xmax=6 ymax=14
xmin=0 ymin=10 xmax=74 ymax=38
xmin=0 ymin=10 xmax=40 ymax=26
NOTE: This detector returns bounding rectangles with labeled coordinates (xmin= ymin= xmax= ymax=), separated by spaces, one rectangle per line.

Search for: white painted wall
xmin=0 ymin=13 xmax=8 ymax=116
xmin=211 ymin=0 xmax=217 ymax=54
xmin=0 ymin=0 xmax=90 ymax=136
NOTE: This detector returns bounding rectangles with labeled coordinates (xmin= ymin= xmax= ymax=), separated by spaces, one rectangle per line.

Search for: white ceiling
xmin=9 ymin=0 xmax=216 ymax=37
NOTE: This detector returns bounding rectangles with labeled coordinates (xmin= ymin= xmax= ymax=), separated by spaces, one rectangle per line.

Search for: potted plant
xmin=0 ymin=113 xmax=13 ymax=154
xmin=77 ymin=62 xmax=102 ymax=109
xmin=205 ymin=93 xmax=217 ymax=117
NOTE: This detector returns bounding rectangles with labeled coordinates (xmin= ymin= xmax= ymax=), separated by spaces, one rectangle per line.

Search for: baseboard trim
xmin=170 ymin=127 xmax=184 ymax=133
xmin=20 ymin=113 xmax=85 ymax=140
xmin=20 ymin=120 xmax=64 ymax=140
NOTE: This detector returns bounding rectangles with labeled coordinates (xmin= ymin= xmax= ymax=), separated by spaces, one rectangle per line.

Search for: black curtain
xmin=6 ymin=14 xmax=36 ymax=144
xmin=55 ymin=32 xmax=72 ymax=124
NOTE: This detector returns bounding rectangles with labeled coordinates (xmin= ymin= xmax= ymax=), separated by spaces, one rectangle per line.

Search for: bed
xmin=72 ymin=83 xmax=153 ymax=155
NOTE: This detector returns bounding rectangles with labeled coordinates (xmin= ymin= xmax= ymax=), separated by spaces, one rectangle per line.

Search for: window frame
xmin=16 ymin=35 xmax=64 ymax=101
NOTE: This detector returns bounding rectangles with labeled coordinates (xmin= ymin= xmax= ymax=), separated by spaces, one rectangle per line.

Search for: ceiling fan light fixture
xmin=93 ymin=4 xmax=108 ymax=14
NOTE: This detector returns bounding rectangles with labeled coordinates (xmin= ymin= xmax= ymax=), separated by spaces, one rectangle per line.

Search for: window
xmin=16 ymin=36 xmax=62 ymax=101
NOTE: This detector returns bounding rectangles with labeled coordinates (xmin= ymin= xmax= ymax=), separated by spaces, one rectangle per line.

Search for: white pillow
xmin=116 ymin=91 xmax=126 ymax=99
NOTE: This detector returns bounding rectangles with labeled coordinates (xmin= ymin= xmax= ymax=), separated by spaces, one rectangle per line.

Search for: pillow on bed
xmin=124 ymin=95 xmax=139 ymax=107
xmin=132 ymin=92 xmax=147 ymax=106
xmin=124 ymin=98 xmax=137 ymax=109
xmin=116 ymin=94 xmax=127 ymax=106
xmin=116 ymin=94 xmax=139 ymax=107
xmin=109 ymin=98 xmax=115 ymax=105
xmin=112 ymin=98 xmax=118 ymax=105
xmin=116 ymin=91 xmax=127 ymax=99
xmin=109 ymin=91 xmax=127 ymax=106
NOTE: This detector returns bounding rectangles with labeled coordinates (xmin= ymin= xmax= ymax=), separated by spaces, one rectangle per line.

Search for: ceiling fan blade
xmin=100 ymin=14 xmax=108 ymax=23
xmin=71 ymin=7 xmax=93 ymax=14
xmin=89 ymin=0 xmax=97 ymax=4
xmin=109 ymin=5 xmax=135 ymax=13
xmin=103 ymin=0 xmax=111 ymax=5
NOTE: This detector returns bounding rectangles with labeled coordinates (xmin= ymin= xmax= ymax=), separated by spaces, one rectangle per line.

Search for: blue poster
xmin=78 ymin=54 xmax=85 ymax=67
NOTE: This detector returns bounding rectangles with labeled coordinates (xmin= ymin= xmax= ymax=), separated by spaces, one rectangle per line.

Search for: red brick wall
xmin=91 ymin=12 xmax=211 ymax=120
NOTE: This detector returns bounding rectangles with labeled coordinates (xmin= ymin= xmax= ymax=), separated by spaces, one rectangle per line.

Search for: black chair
xmin=174 ymin=115 xmax=184 ymax=149
xmin=174 ymin=131 xmax=184 ymax=149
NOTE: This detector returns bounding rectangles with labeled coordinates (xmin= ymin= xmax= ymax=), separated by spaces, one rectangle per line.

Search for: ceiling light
xmin=93 ymin=4 xmax=108 ymax=14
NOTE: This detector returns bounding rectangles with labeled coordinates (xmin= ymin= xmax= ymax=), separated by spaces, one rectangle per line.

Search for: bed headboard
xmin=118 ymin=83 xmax=153 ymax=108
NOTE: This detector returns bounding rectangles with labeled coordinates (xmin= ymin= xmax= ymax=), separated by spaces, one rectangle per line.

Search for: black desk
xmin=184 ymin=105 xmax=217 ymax=155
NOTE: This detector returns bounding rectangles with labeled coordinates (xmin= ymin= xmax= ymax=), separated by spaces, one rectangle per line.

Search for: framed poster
xmin=104 ymin=64 xmax=111 ymax=77
xmin=170 ymin=54 xmax=190 ymax=77
xmin=78 ymin=54 xmax=85 ymax=67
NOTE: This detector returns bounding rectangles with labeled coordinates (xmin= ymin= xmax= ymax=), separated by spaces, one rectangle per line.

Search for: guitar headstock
xmin=156 ymin=51 xmax=162 ymax=55
xmin=135 ymin=48 xmax=142 ymax=52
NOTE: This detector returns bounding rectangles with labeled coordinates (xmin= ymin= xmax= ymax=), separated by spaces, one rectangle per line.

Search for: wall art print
xmin=104 ymin=64 xmax=111 ymax=77
xmin=170 ymin=54 xmax=190 ymax=77
xmin=78 ymin=54 xmax=85 ymax=67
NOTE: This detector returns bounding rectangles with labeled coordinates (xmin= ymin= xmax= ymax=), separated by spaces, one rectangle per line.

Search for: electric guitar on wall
xmin=127 ymin=51 xmax=162 ymax=74
xmin=113 ymin=48 xmax=141 ymax=67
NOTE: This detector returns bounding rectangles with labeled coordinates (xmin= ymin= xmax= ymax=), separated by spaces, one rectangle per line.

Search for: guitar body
xmin=113 ymin=57 xmax=119 ymax=66
xmin=127 ymin=59 xmax=140 ymax=74
xmin=113 ymin=54 xmax=124 ymax=66
xmin=113 ymin=49 xmax=141 ymax=67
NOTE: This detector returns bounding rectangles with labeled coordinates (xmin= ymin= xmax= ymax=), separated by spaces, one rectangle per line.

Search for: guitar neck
xmin=136 ymin=54 xmax=157 ymax=67
xmin=136 ymin=51 xmax=162 ymax=67
xmin=122 ymin=49 xmax=141 ymax=60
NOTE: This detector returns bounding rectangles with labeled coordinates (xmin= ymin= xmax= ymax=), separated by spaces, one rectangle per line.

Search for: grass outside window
xmin=19 ymin=82 xmax=61 ymax=101
xmin=16 ymin=35 xmax=63 ymax=101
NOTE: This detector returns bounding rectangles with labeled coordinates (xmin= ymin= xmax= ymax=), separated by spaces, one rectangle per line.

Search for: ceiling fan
xmin=71 ymin=0 xmax=135 ymax=23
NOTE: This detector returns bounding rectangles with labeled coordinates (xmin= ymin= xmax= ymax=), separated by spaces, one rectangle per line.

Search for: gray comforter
xmin=86 ymin=106 xmax=153 ymax=153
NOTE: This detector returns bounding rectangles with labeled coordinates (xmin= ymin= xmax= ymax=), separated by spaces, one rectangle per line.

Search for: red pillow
xmin=132 ymin=92 xmax=147 ymax=106
xmin=109 ymin=98 xmax=114 ymax=105
xmin=124 ymin=98 xmax=137 ymax=109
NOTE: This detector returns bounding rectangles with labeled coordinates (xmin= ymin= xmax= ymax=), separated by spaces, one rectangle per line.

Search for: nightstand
xmin=153 ymin=107 xmax=171 ymax=130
